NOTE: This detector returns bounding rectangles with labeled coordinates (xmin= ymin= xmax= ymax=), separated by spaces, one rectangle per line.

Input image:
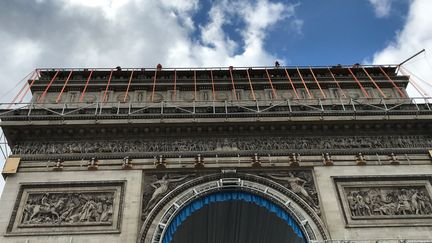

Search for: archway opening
xmin=163 ymin=191 xmax=306 ymax=243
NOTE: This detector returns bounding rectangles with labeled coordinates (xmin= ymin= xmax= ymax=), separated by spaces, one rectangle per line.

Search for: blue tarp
xmin=163 ymin=191 xmax=306 ymax=243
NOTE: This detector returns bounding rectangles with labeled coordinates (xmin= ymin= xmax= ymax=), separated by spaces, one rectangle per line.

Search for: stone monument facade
xmin=0 ymin=65 xmax=431 ymax=242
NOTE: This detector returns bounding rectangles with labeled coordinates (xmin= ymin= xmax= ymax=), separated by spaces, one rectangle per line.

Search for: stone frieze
xmin=335 ymin=177 xmax=432 ymax=227
xmin=21 ymin=191 xmax=115 ymax=226
xmin=7 ymin=181 xmax=125 ymax=236
xmin=11 ymin=135 xmax=432 ymax=155
xmin=346 ymin=186 xmax=432 ymax=217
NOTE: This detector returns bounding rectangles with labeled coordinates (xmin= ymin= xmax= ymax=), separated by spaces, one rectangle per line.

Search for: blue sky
xmin=267 ymin=0 xmax=410 ymax=66
xmin=1 ymin=0 xmax=432 ymax=194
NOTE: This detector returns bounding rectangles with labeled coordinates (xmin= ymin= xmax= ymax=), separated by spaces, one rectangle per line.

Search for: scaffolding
xmin=0 ymin=97 xmax=431 ymax=121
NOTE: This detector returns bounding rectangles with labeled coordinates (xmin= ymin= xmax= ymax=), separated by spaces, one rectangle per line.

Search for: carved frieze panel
xmin=6 ymin=181 xmax=125 ymax=236
xmin=11 ymin=135 xmax=432 ymax=156
xmin=334 ymin=176 xmax=432 ymax=227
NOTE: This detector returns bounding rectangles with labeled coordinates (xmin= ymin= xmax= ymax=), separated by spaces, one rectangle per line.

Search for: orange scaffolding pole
xmin=327 ymin=68 xmax=347 ymax=98
xmin=101 ymin=69 xmax=114 ymax=102
xmin=38 ymin=70 xmax=60 ymax=103
xmin=79 ymin=69 xmax=94 ymax=102
xmin=309 ymin=67 xmax=326 ymax=99
xmin=11 ymin=70 xmax=36 ymax=105
xmin=348 ymin=68 xmax=370 ymax=98
xmin=362 ymin=67 xmax=386 ymax=98
xmin=284 ymin=69 xmax=299 ymax=99
xmin=265 ymin=68 xmax=278 ymax=99
xmin=151 ymin=69 xmax=158 ymax=102
xmin=173 ymin=70 xmax=177 ymax=101
xmin=246 ymin=69 xmax=256 ymax=101
xmin=194 ymin=70 xmax=197 ymax=101
xmin=296 ymin=68 xmax=313 ymax=98
xmin=56 ymin=70 xmax=74 ymax=103
xmin=18 ymin=69 xmax=40 ymax=103
xmin=378 ymin=66 xmax=406 ymax=98
xmin=400 ymin=67 xmax=430 ymax=97
xmin=10 ymin=82 xmax=29 ymax=105
xmin=229 ymin=67 xmax=237 ymax=100
xmin=123 ymin=70 xmax=134 ymax=102
xmin=210 ymin=70 xmax=216 ymax=101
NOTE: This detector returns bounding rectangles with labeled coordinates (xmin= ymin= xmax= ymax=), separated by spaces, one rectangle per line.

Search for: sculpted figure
xmin=143 ymin=174 xmax=189 ymax=214
xmin=397 ymin=189 xmax=412 ymax=215
xmin=268 ymin=173 xmax=316 ymax=207
xmin=26 ymin=193 xmax=63 ymax=224
xmin=411 ymin=189 xmax=421 ymax=214
xmin=354 ymin=192 xmax=371 ymax=216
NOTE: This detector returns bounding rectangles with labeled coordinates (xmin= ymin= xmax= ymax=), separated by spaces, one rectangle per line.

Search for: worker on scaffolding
xmin=275 ymin=61 xmax=280 ymax=68
xmin=157 ymin=63 xmax=162 ymax=71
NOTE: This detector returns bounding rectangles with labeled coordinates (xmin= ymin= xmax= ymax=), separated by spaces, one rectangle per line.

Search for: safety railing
xmin=0 ymin=97 xmax=430 ymax=121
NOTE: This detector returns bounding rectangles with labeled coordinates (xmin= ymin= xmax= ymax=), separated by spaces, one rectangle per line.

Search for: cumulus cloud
xmin=371 ymin=0 xmax=432 ymax=97
xmin=0 ymin=0 xmax=299 ymax=102
xmin=369 ymin=0 xmax=393 ymax=18
xmin=0 ymin=0 xmax=300 ymax=194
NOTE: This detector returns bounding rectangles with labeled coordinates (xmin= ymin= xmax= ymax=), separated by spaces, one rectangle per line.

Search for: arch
xmin=138 ymin=173 xmax=330 ymax=243
xmin=164 ymin=191 xmax=306 ymax=243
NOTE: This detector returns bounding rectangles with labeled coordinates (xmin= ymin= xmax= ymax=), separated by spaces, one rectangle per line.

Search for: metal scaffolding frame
xmin=0 ymin=128 xmax=10 ymax=160
xmin=0 ymin=97 xmax=431 ymax=121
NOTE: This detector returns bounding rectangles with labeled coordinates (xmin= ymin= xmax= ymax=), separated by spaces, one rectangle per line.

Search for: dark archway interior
xmin=171 ymin=200 xmax=304 ymax=243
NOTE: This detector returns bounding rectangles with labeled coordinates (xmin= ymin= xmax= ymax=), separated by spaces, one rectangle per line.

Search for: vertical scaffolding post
xmin=246 ymin=68 xmax=256 ymax=101
xmin=379 ymin=66 xmax=406 ymax=98
xmin=18 ymin=69 xmax=39 ymax=103
xmin=296 ymin=68 xmax=313 ymax=98
xmin=284 ymin=69 xmax=299 ymax=99
xmin=210 ymin=70 xmax=216 ymax=101
xmin=327 ymin=67 xmax=347 ymax=98
xmin=38 ymin=70 xmax=60 ymax=103
xmin=348 ymin=68 xmax=370 ymax=98
xmin=265 ymin=68 xmax=278 ymax=99
xmin=102 ymin=69 xmax=114 ymax=103
xmin=173 ymin=70 xmax=177 ymax=101
xmin=229 ymin=67 xmax=237 ymax=100
xmin=151 ymin=68 xmax=158 ymax=102
xmin=79 ymin=69 xmax=94 ymax=102
xmin=56 ymin=69 xmax=74 ymax=103
xmin=194 ymin=70 xmax=197 ymax=101
xmin=123 ymin=70 xmax=134 ymax=102
xmin=362 ymin=67 xmax=386 ymax=98
xmin=309 ymin=67 xmax=326 ymax=99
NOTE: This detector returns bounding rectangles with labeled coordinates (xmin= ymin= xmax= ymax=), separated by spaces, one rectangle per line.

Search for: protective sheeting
xmin=164 ymin=191 xmax=305 ymax=243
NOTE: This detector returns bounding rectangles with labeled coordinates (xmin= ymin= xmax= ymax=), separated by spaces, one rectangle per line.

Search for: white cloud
xmin=369 ymin=0 xmax=393 ymax=18
xmin=371 ymin=0 xmax=432 ymax=97
xmin=0 ymin=0 xmax=300 ymax=103
xmin=0 ymin=0 xmax=301 ymax=196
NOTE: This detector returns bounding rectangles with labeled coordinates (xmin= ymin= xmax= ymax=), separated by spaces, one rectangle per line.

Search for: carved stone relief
xmin=11 ymin=135 xmax=432 ymax=156
xmin=345 ymin=186 xmax=432 ymax=217
xmin=21 ymin=191 xmax=115 ymax=226
xmin=260 ymin=170 xmax=320 ymax=212
xmin=7 ymin=181 xmax=125 ymax=236
xmin=335 ymin=176 xmax=432 ymax=227
xmin=141 ymin=173 xmax=197 ymax=220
